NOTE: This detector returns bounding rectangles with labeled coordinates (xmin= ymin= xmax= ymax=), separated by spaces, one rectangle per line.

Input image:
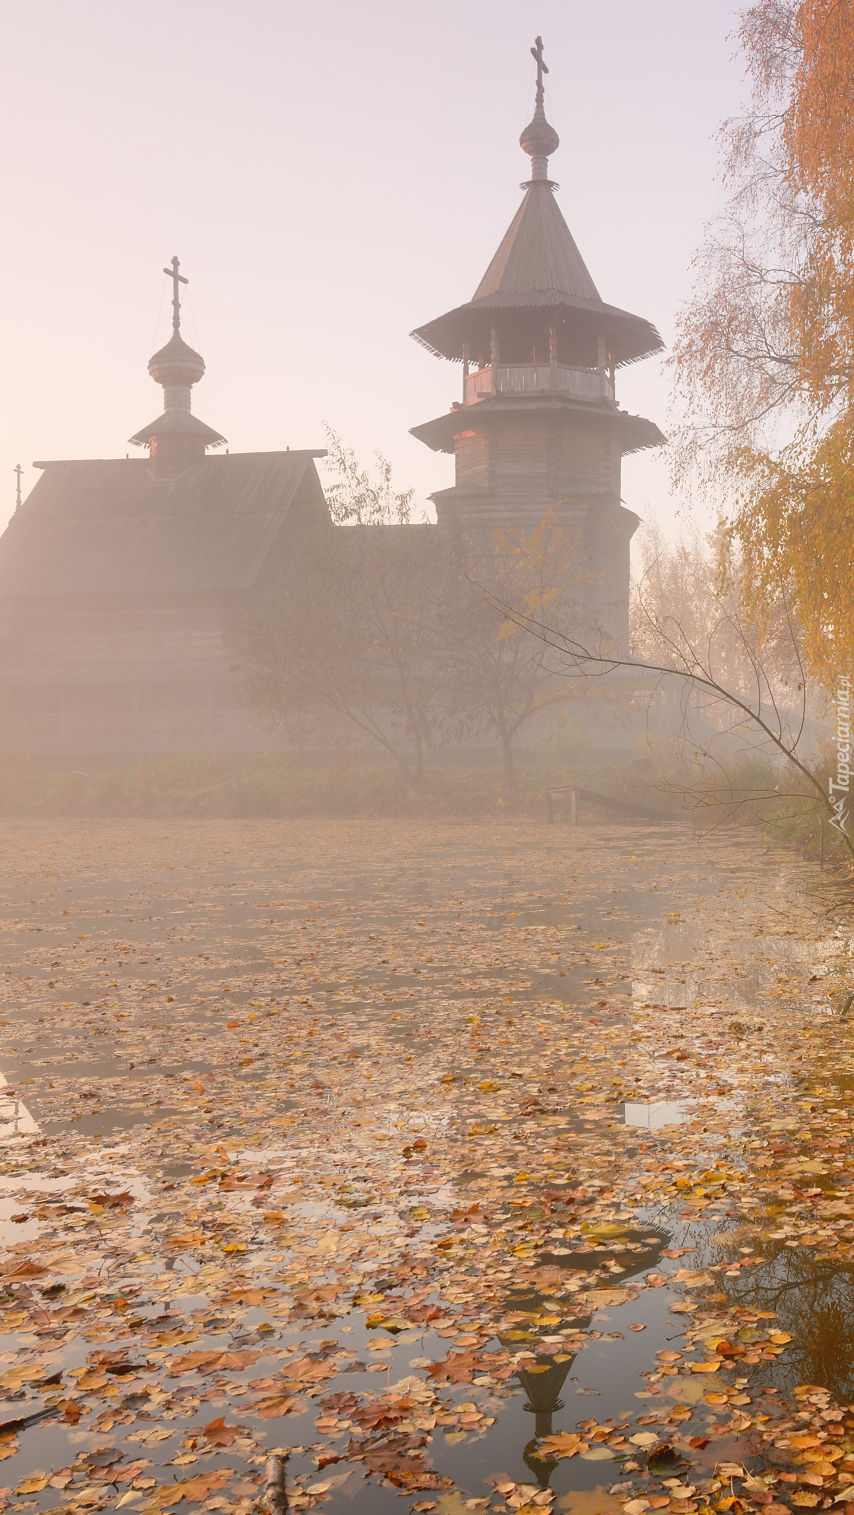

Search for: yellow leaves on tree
xmin=673 ymin=0 xmax=854 ymax=680
xmin=731 ymin=417 xmax=854 ymax=679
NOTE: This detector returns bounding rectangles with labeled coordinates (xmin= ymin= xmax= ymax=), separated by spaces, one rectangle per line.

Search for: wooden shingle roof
xmin=0 ymin=451 xmax=326 ymax=597
xmin=412 ymin=182 xmax=662 ymax=368
xmin=473 ymin=180 xmax=600 ymax=305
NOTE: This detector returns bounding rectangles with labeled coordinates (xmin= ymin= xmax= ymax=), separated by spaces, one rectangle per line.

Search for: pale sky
xmin=0 ymin=0 xmax=746 ymax=538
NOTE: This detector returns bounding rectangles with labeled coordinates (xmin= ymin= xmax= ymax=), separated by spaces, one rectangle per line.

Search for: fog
xmin=0 ymin=9 xmax=851 ymax=1515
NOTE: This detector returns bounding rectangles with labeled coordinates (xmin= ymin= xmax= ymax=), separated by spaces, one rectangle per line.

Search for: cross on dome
xmin=520 ymin=36 xmax=559 ymax=179
xmin=163 ymin=255 xmax=188 ymax=333
xmin=531 ymin=35 xmax=549 ymax=103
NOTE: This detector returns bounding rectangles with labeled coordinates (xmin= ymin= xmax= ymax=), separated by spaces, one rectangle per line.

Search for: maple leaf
xmin=284 ymin=1355 xmax=338 ymax=1385
xmin=214 ymin=1351 xmax=261 ymax=1371
xmin=352 ymin=1400 xmax=407 ymax=1430
xmin=222 ymin=1288 xmax=271 ymax=1306
xmin=321 ymin=1391 xmax=362 ymax=1412
xmin=201 ymin=1418 xmax=239 ymax=1447
xmin=427 ymin=1350 xmax=482 ymax=1384
xmin=250 ymin=1394 xmax=296 ymax=1419
xmin=406 ymin=1305 xmax=448 ymax=1324
xmin=114 ymin=1462 xmax=152 ymax=1485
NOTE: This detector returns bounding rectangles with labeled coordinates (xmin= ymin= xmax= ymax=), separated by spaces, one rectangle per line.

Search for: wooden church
xmin=410 ymin=38 xmax=663 ymax=643
xmin=0 ymin=40 xmax=662 ymax=758
xmin=0 ymin=261 xmax=327 ymax=754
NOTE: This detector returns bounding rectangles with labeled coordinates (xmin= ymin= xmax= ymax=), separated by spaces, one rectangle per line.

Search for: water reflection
xmin=707 ymin=1232 xmax=854 ymax=1402
xmin=0 ymin=1076 xmax=39 ymax=1140
xmin=493 ymin=1229 xmax=669 ymax=1490
xmin=624 ymin=1101 xmax=687 ymax=1130
xmin=518 ymin=1355 xmax=577 ymax=1487
xmin=542 ymin=1229 xmax=668 ymax=1277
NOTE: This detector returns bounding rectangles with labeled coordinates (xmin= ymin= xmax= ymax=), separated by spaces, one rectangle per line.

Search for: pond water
xmin=0 ymin=818 xmax=851 ymax=1515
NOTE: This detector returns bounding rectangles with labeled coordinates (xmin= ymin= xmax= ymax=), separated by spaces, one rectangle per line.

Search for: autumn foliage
xmin=673 ymin=0 xmax=854 ymax=682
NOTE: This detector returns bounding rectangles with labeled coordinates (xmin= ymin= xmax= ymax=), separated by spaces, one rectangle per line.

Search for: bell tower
xmin=410 ymin=39 xmax=664 ymax=643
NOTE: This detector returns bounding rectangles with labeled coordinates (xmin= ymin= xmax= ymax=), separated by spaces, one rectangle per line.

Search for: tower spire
xmin=520 ymin=35 xmax=559 ymax=181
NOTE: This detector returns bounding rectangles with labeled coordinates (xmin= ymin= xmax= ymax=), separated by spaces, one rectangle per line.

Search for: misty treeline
xmin=242 ymin=434 xmax=827 ymax=816
xmin=513 ymin=516 xmax=850 ymax=855
xmin=631 ymin=518 xmax=807 ymax=707
xmin=243 ymin=436 xmax=579 ymax=790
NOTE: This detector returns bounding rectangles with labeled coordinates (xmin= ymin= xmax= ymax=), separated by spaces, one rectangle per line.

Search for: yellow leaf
xmin=0 ymin=1366 xmax=47 ymax=1390
xmin=538 ymin=1432 xmax=589 ymax=1459
xmin=690 ymin=1361 xmax=722 ymax=1374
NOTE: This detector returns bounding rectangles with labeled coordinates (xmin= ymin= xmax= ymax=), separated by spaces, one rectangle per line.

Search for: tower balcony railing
xmin=464 ymin=362 xmax=615 ymax=407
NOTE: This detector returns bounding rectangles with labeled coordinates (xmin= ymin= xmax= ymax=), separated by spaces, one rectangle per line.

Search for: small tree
xmin=242 ymin=438 xmax=444 ymax=788
xmin=631 ymin=518 xmax=805 ymax=701
xmin=440 ymin=515 xmax=583 ymax=789
xmin=496 ymin=556 xmax=853 ymax=863
xmin=322 ymin=428 xmax=416 ymax=526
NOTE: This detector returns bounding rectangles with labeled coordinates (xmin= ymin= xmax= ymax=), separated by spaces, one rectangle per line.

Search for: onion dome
xmin=519 ymin=104 xmax=559 ymax=170
xmin=129 ymin=258 xmax=226 ymax=473
xmin=147 ymin=330 xmax=206 ymax=395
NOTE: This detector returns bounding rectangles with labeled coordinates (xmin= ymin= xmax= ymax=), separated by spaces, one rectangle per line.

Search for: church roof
xmin=0 ymin=451 xmax=326 ymax=597
xmin=411 ymin=52 xmax=662 ymax=369
xmin=128 ymin=409 xmax=227 ymax=448
xmin=412 ymin=187 xmax=663 ymax=366
xmin=410 ymin=395 xmax=664 ymax=456
xmin=472 ymin=180 xmax=601 ymax=306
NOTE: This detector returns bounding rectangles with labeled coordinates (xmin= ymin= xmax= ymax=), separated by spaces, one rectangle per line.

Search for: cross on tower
xmin=531 ymin=35 xmax=549 ymax=104
xmin=14 ymin=464 xmax=22 ymax=512
xmin=163 ymin=255 xmax=189 ymax=333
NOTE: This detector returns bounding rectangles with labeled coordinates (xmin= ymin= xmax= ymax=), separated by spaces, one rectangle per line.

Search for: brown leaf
xmin=201 ymin=1417 xmax=238 ymax=1447
xmin=427 ymin=1350 xmax=482 ymax=1384
xmin=0 ymin=1259 xmax=47 ymax=1279
xmin=157 ymin=1470 xmax=234 ymax=1506
xmin=284 ymin=1355 xmax=338 ymax=1385
xmin=251 ymin=1396 xmax=296 ymax=1420
xmin=215 ymin=1351 xmax=261 ymax=1371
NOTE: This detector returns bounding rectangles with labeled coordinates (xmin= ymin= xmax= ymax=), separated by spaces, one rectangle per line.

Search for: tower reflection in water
xmin=499 ymin=1227 xmax=669 ymax=1489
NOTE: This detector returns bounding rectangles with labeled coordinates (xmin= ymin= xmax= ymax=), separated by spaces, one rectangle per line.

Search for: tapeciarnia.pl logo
xmin=829 ymin=674 xmax=851 ymax=837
